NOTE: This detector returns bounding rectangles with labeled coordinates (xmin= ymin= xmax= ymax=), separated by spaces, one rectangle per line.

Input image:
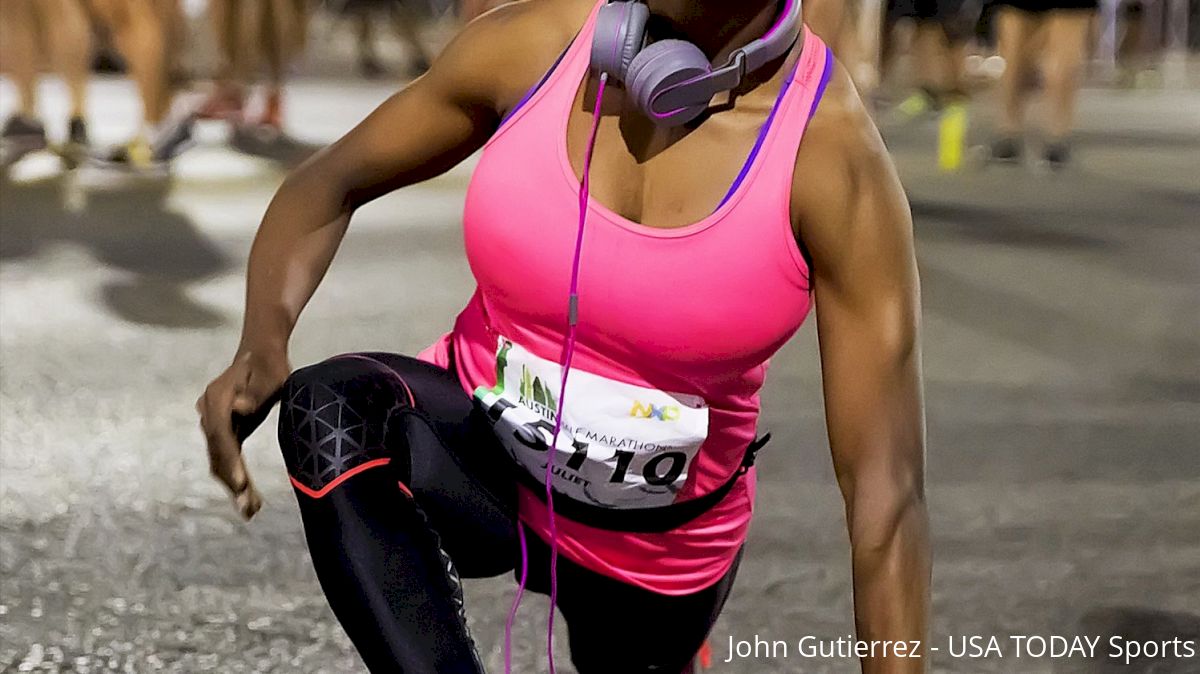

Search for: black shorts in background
xmin=994 ymin=0 xmax=1100 ymax=11
xmin=887 ymin=0 xmax=979 ymax=41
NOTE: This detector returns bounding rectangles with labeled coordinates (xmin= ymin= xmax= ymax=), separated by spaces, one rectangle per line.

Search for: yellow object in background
xmin=938 ymin=103 xmax=968 ymax=172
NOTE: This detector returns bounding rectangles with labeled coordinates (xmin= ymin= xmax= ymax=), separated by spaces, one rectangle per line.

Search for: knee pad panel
xmin=278 ymin=359 xmax=406 ymax=493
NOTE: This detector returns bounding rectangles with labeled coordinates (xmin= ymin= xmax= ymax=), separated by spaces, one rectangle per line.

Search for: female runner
xmin=198 ymin=1 xmax=930 ymax=671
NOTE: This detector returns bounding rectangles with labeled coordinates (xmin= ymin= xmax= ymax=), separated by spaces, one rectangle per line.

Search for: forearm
xmin=238 ymin=169 xmax=353 ymax=356
xmin=849 ymin=494 xmax=931 ymax=673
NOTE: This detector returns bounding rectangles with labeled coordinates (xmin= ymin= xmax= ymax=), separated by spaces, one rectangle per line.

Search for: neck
xmin=644 ymin=0 xmax=782 ymax=63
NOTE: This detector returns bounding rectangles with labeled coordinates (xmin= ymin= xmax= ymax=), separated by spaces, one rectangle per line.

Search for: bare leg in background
xmin=993 ymin=6 xmax=1038 ymax=158
xmin=0 ymin=0 xmax=92 ymax=155
xmin=1041 ymin=10 xmax=1093 ymax=141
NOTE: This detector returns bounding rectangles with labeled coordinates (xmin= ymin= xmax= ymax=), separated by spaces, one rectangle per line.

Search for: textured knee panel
xmin=277 ymin=358 xmax=410 ymax=494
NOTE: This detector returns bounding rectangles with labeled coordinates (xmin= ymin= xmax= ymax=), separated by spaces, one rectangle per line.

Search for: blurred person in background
xmin=1114 ymin=0 xmax=1164 ymax=87
xmin=88 ymin=0 xmax=196 ymax=171
xmin=333 ymin=0 xmax=435 ymax=80
xmin=199 ymin=0 xmax=310 ymax=136
xmin=989 ymin=0 xmax=1098 ymax=167
xmin=1116 ymin=0 xmax=1148 ymax=85
xmin=0 ymin=0 xmax=93 ymax=165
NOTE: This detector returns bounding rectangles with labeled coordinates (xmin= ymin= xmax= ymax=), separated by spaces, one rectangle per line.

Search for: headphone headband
xmin=737 ymin=0 xmax=804 ymax=74
xmin=592 ymin=0 xmax=804 ymax=125
xmin=653 ymin=0 xmax=802 ymax=115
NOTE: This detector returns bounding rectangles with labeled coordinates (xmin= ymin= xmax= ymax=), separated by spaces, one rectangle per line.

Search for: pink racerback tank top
xmin=419 ymin=3 xmax=833 ymax=595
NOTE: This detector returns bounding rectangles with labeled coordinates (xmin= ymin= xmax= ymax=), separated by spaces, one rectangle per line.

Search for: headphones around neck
xmin=590 ymin=0 xmax=803 ymax=126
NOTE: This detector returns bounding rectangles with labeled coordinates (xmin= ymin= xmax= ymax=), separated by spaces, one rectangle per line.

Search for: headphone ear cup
xmin=590 ymin=1 xmax=649 ymax=81
xmin=625 ymin=39 xmax=712 ymax=127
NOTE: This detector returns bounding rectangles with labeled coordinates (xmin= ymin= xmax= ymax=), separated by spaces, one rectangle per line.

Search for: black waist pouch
xmin=515 ymin=433 xmax=772 ymax=534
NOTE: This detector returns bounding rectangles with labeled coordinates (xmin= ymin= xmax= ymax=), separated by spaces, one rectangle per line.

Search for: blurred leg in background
xmin=992 ymin=3 xmax=1039 ymax=161
xmin=1116 ymin=0 xmax=1147 ymax=85
xmin=1040 ymin=7 xmax=1096 ymax=166
xmin=205 ymin=0 xmax=308 ymax=136
xmin=0 ymin=0 xmax=93 ymax=162
xmin=389 ymin=1 xmax=433 ymax=77
xmin=1 ymin=0 xmax=51 ymax=158
xmin=888 ymin=0 xmax=974 ymax=121
xmin=807 ymin=0 xmax=875 ymax=93
xmin=91 ymin=0 xmax=193 ymax=168
xmin=256 ymin=0 xmax=309 ymax=132
xmin=349 ymin=1 xmax=387 ymax=78
xmin=46 ymin=0 xmax=95 ymax=155
xmin=992 ymin=0 xmax=1096 ymax=166
xmin=343 ymin=0 xmax=432 ymax=81
xmin=198 ymin=0 xmax=247 ymax=121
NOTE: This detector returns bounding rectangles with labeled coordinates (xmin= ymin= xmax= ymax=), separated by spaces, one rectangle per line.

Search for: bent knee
xmin=277 ymin=355 xmax=408 ymax=494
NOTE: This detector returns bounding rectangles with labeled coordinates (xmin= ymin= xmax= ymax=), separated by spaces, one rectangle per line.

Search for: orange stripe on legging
xmin=289 ymin=458 xmax=413 ymax=499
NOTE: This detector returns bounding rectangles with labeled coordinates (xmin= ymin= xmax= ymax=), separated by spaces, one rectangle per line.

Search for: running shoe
xmin=1042 ymin=141 xmax=1071 ymax=170
xmin=257 ymin=90 xmax=284 ymax=133
xmin=91 ymin=116 xmax=195 ymax=175
xmin=196 ymin=84 xmax=245 ymax=122
xmin=1 ymin=115 xmax=48 ymax=164
xmin=988 ymin=136 xmax=1023 ymax=164
xmin=77 ymin=136 xmax=169 ymax=187
xmin=233 ymin=90 xmax=287 ymax=147
xmin=890 ymin=88 xmax=939 ymax=124
xmin=59 ymin=116 xmax=91 ymax=167
xmin=150 ymin=114 xmax=197 ymax=163
xmin=103 ymin=136 xmax=157 ymax=169
xmin=359 ymin=54 xmax=388 ymax=79
xmin=67 ymin=116 xmax=88 ymax=146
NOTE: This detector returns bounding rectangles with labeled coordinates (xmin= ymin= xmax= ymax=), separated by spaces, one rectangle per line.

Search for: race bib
xmin=474 ymin=337 xmax=709 ymax=508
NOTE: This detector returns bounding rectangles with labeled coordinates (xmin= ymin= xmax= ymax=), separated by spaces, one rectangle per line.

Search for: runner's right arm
xmin=197 ymin=0 xmax=580 ymax=519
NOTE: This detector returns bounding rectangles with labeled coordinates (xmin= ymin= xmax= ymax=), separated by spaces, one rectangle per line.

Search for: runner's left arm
xmin=792 ymin=62 xmax=930 ymax=673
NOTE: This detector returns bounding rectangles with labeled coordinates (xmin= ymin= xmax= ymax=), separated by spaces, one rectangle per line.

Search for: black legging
xmin=276 ymin=352 xmax=742 ymax=673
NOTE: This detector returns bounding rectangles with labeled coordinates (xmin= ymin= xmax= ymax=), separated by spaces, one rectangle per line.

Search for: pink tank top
xmin=419 ymin=4 xmax=833 ymax=595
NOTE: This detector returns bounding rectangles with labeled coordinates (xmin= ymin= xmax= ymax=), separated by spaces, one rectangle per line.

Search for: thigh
xmin=997 ymin=6 xmax=1041 ymax=66
xmin=87 ymin=0 xmax=127 ymax=28
xmin=282 ymin=352 xmax=519 ymax=577
xmin=0 ymin=0 xmax=37 ymax=58
xmin=264 ymin=0 xmax=308 ymax=58
xmin=1042 ymin=9 xmax=1094 ymax=69
xmin=535 ymin=531 xmax=744 ymax=674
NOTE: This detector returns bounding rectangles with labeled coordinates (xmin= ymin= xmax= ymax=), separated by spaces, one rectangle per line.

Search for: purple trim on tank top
xmin=499 ymin=46 xmax=571 ymax=127
xmin=716 ymin=58 xmax=801 ymax=209
xmin=716 ymin=46 xmax=833 ymax=210
xmin=808 ymin=48 xmax=834 ymax=123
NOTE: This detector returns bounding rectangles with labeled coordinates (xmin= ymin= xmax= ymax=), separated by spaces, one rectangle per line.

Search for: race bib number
xmin=474 ymin=338 xmax=709 ymax=508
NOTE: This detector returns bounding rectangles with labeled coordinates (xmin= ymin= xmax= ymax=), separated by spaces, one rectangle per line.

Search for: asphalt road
xmin=1 ymin=76 xmax=1198 ymax=673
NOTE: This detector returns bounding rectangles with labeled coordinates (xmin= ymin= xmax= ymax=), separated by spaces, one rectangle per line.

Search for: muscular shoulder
xmin=791 ymin=60 xmax=890 ymax=226
xmin=790 ymin=60 xmax=909 ymax=277
xmin=430 ymin=0 xmax=595 ymax=118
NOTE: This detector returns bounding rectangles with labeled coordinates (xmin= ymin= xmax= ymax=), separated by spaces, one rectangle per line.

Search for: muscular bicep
xmin=792 ymin=66 xmax=924 ymax=499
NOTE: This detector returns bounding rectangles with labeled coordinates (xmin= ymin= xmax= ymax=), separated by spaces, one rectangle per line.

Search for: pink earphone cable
xmin=504 ymin=524 xmax=527 ymax=674
xmin=503 ymin=72 xmax=609 ymax=674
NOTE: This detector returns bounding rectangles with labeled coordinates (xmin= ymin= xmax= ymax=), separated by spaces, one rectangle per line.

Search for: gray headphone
xmin=590 ymin=0 xmax=803 ymax=126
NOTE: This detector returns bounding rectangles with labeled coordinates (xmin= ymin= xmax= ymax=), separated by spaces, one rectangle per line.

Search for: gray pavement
xmin=1 ymin=77 xmax=1199 ymax=673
